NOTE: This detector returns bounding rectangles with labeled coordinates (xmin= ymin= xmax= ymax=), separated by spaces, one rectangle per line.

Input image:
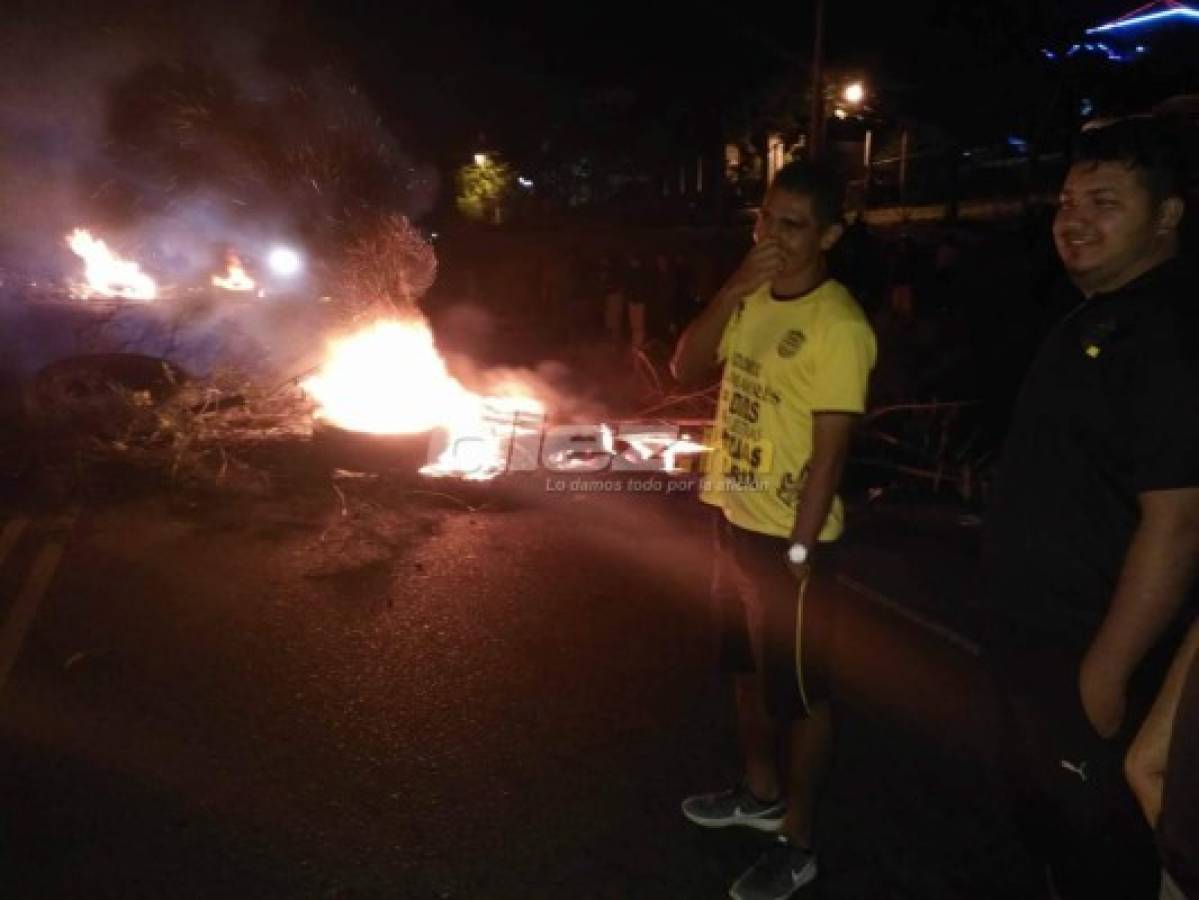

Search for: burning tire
xmin=311 ymin=419 xmax=445 ymax=476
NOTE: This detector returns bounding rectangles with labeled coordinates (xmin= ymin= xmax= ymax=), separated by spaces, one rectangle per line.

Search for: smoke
xmin=431 ymin=304 xmax=610 ymax=425
xmin=0 ymin=1 xmax=444 ymax=385
xmin=0 ymin=2 xmax=438 ymax=283
xmin=0 ymin=2 xmax=602 ymax=426
xmin=0 ymin=14 xmax=139 ymax=272
xmin=464 ymin=358 xmax=610 ymax=426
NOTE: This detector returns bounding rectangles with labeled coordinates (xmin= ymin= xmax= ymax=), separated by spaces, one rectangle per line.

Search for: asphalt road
xmin=0 ymin=466 xmax=1046 ymax=899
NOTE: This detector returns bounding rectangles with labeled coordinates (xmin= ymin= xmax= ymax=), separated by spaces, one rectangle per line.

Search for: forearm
xmin=1126 ymin=619 xmax=1199 ymax=826
xmin=1149 ymin=619 xmax=1199 ymax=731
xmin=789 ymin=454 xmax=846 ymax=548
xmin=670 ymin=287 xmax=740 ymax=385
xmin=1087 ymin=521 xmax=1199 ymax=684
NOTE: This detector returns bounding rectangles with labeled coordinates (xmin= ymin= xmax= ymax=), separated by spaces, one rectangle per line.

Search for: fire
xmin=303 ymin=318 xmax=546 ymax=480
xmin=66 ymin=228 xmax=157 ymax=301
xmin=212 ymin=253 xmax=256 ymax=292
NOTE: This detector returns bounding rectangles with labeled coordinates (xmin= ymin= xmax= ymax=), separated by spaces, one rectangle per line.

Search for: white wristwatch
xmin=786 ymin=542 xmax=809 ymax=565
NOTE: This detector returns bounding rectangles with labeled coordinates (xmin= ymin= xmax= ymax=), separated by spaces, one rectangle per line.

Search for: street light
xmin=474 ymin=152 xmax=489 ymax=167
xmin=836 ymin=79 xmax=872 ymax=213
xmin=839 ymin=80 xmax=870 ymax=169
xmin=268 ymin=246 xmax=303 ymax=278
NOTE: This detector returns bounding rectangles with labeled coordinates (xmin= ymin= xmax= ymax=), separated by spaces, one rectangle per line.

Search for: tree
xmin=455 ymin=155 xmax=514 ymax=224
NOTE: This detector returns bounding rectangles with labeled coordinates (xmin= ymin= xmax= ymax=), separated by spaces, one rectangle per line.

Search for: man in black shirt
xmin=984 ymin=117 xmax=1199 ymax=898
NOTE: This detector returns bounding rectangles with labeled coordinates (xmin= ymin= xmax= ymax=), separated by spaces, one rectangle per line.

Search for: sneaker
xmin=681 ymin=781 xmax=785 ymax=832
xmin=729 ymin=836 xmax=818 ymax=900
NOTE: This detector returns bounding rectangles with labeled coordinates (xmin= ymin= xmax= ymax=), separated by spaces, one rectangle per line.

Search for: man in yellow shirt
xmin=672 ymin=159 xmax=876 ymax=900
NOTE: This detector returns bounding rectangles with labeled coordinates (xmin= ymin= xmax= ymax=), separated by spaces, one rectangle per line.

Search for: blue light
xmin=1041 ymin=48 xmax=1058 ymax=60
xmin=1060 ymin=37 xmax=1141 ymax=64
xmin=1007 ymin=135 xmax=1029 ymax=153
xmin=1087 ymin=6 xmax=1199 ymax=34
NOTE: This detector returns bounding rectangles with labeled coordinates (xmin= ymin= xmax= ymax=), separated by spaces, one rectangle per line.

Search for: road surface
xmin=0 ymin=465 xmax=1043 ymax=898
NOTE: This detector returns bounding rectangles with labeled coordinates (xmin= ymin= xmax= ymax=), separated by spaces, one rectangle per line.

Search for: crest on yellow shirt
xmin=777 ymin=329 xmax=806 ymax=359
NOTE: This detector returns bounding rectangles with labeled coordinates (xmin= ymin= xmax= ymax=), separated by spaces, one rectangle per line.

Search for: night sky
xmin=0 ymin=0 xmax=1176 ymax=232
xmin=313 ymin=0 xmax=1146 ymax=157
xmin=5 ymin=0 xmax=1161 ymax=158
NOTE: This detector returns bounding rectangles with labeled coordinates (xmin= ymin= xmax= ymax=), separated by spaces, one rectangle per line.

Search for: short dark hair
xmin=770 ymin=159 xmax=846 ymax=227
xmin=1074 ymin=116 xmax=1189 ymax=209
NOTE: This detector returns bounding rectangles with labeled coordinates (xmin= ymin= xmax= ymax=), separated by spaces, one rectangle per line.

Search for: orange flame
xmin=66 ymin=228 xmax=157 ymax=301
xmin=212 ymin=254 xmax=256 ymax=292
xmin=302 ymin=319 xmax=546 ymax=480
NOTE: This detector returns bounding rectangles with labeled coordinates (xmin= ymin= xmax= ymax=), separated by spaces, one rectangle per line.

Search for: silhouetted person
xmin=984 ymin=116 xmax=1199 ymax=900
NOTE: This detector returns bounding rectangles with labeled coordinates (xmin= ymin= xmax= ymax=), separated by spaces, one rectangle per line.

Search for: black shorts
xmin=713 ymin=514 xmax=839 ymax=721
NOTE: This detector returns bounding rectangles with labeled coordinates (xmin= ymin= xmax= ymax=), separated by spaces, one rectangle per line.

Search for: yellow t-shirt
xmin=701 ymin=278 xmax=876 ymax=540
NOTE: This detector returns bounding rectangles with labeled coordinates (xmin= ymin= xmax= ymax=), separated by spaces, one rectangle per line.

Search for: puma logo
xmin=1060 ymin=759 xmax=1089 ymax=782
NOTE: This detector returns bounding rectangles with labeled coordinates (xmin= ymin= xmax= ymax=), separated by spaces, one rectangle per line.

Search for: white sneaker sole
xmin=681 ymin=806 xmax=785 ymax=832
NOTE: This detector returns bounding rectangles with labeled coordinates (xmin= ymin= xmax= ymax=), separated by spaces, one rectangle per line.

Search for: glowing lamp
xmin=268 ymin=246 xmax=303 ymax=278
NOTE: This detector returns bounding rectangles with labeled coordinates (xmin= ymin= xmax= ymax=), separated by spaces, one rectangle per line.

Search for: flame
xmin=212 ymin=254 xmax=256 ymax=292
xmin=66 ymin=229 xmax=157 ymax=301
xmin=303 ymin=319 xmax=546 ymax=480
